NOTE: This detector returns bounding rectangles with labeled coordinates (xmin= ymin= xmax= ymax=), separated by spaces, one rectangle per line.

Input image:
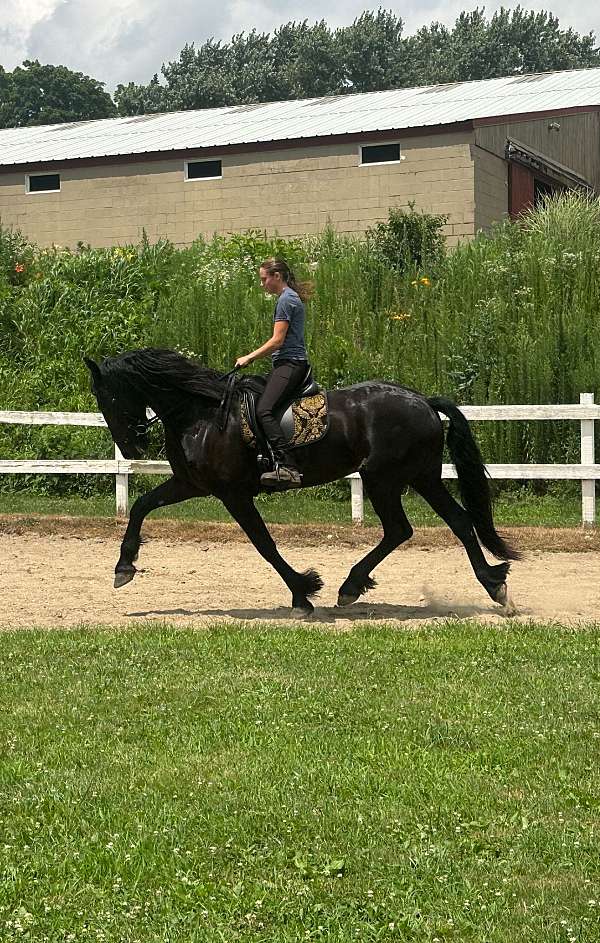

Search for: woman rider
xmin=235 ymin=257 xmax=311 ymax=486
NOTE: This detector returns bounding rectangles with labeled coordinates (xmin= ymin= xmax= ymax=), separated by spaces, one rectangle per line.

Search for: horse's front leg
xmin=114 ymin=476 xmax=201 ymax=588
xmin=221 ymin=491 xmax=323 ymax=617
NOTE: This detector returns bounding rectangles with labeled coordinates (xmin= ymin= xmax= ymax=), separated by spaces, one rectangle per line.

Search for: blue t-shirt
xmin=272 ymin=286 xmax=308 ymax=364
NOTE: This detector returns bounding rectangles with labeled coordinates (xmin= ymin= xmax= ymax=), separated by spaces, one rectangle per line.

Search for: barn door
xmin=509 ymin=162 xmax=535 ymax=218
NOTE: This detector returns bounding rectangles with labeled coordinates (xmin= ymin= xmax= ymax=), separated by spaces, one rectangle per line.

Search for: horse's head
xmin=85 ymin=357 xmax=149 ymax=458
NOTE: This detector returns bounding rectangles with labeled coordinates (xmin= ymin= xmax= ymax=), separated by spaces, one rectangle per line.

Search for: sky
xmin=2 ymin=0 xmax=600 ymax=93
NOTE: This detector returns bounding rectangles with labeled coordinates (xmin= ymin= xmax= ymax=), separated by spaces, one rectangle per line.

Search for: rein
xmin=217 ymin=367 xmax=240 ymax=432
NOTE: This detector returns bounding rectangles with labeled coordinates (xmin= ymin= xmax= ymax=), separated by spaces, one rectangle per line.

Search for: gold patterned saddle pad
xmin=241 ymin=391 xmax=329 ymax=449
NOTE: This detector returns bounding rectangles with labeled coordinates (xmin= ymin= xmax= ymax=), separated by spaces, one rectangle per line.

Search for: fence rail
xmin=1 ymin=395 xmax=598 ymax=525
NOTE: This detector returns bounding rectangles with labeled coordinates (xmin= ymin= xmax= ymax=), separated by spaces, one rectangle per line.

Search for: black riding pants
xmin=256 ymin=360 xmax=307 ymax=459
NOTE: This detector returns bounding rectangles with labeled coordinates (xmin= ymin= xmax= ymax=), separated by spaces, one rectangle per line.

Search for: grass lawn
xmin=1 ymin=622 xmax=599 ymax=942
xmin=0 ymin=484 xmax=586 ymax=527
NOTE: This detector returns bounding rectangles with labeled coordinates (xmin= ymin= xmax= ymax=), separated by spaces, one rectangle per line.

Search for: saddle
xmin=239 ymin=364 xmax=329 ymax=466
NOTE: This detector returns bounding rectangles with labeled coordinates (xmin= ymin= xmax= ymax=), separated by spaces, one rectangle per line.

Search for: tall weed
xmin=1 ymin=193 xmax=598 ymax=494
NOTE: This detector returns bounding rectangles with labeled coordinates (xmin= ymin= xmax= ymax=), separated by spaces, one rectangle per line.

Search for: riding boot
xmin=260 ymin=449 xmax=303 ymax=487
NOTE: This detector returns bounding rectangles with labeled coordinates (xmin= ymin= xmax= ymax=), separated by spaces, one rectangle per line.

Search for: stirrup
xmin=261 ymin=464 xmax=303 ymax=486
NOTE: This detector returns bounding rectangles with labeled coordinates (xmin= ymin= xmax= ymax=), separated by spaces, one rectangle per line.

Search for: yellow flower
xmin=419 ymin=276 xmax=431 ymax=286
xmin=389 ymin=312 xmax=411 ymax=321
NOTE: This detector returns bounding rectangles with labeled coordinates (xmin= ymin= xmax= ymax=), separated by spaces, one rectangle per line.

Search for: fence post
xmin=350 ymin=474 xmax=364 ymax=523
xmin=580 ymin=392 xmax=595 ymax=528
xmin=114 ymin=443 xmax=129 ymax=517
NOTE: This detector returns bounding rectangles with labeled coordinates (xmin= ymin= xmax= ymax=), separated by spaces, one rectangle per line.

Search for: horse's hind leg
xmin=338 ymin=469 xmax=413 ymax=606
xmin=412 ymin=475 xmax=514 ymax=609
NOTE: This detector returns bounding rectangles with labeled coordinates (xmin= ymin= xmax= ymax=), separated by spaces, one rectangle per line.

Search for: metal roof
xmin=1 ymin=66 xmax=600 ymax=168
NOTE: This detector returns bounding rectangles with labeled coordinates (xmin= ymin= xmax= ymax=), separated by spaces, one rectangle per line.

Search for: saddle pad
xmin=241 ymin=392 xmax=328 ymax=449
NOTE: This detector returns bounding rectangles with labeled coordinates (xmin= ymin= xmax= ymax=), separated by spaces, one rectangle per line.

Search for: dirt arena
xmin=1 ymin=516 xmax=599 ymax=628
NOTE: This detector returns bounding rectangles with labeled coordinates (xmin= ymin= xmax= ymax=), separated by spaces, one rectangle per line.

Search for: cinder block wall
xmin=0 ymin=131 xmax=477 ymax=249
xmin=472 ymin=145 xmax=509 ymax=233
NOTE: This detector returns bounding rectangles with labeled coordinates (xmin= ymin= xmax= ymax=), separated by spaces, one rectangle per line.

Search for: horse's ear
xmin=84 ymin=357 xmax=102 ymax=383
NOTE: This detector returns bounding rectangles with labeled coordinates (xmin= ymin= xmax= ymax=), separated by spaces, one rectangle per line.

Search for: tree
xmin=115 ymin=22 xmax=342 ymax=115
xmin=337 ymin=10 xmax=412 ymax=93
xmin=275 ymin=20 xmax=342 ymax=99
xmin=0 ymin=60 xmax=116 ymax=129
xmin=404 ymin=22 xmax=453 ymax=87
xmin=159 ymin=40 xmax=238 ymax=109
xmin=407 ymin=6 xmax=600 ymax=85
xmin=115 ymin=7 xmax=599 ymax=118
xmin=228 ymin=30 xmax=279 ymax=104
xmin=112 ymin=74 xmax=169 ymax=116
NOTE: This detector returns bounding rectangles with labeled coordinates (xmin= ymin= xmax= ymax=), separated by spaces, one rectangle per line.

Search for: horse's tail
xmin=428 ymin=396 xmax=520 ymax=561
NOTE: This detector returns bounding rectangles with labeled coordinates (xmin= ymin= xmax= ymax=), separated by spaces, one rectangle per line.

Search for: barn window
xmin=26 ymin=173 xmax=61 ymax=193
xmin=185 ymin=159 xmax=222 ymax=180
xmin=360 ymin=143 xmax=401 ymax=165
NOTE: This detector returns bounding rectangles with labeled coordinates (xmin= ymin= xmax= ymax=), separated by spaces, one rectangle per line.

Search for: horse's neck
xmin=146 ymin=387 xmax=216 ymax=431
xmin=133 ymin=382 xmax=180 ymax=427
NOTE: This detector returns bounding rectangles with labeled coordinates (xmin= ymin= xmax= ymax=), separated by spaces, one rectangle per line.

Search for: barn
xmin=0 ymin=66 xmax=599 ymax=249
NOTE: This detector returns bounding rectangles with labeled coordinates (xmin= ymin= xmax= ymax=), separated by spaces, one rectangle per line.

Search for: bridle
xmin=129 ymin=411 xmax=161 ymax=439
xmin=111 ymin=396 xmax=162 ymax=440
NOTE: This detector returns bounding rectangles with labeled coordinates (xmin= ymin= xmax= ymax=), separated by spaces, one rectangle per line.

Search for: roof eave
xmin=0 ymin=120 xmax=475 ymax=174
xmin=4 ymin=102 xmax=599 ymax=175
xmin=473 ymin=103 xmax=600 ymax=126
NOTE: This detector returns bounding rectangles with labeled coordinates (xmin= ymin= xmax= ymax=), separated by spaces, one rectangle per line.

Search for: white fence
xmin=0 ymin=394 xmax=598 ymax=525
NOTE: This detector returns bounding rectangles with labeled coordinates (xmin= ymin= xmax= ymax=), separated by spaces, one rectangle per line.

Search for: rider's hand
xmin=235 ymin=355 xmax=253 ymax=368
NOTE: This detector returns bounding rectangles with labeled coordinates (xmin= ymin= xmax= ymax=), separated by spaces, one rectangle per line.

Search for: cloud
xmin=0 ymin=0 xmax=61 ymax=70
xmin=1 ymin=0 xmax=599 ymax=92
xmin=21 ymin=0 xmax=234 ymax=89
xmin=2 ymin=0 xmax=232 ymax=88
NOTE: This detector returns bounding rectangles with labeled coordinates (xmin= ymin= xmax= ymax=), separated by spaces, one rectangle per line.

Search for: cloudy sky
xmin=3 ymin=1 xmax=600 ymax=92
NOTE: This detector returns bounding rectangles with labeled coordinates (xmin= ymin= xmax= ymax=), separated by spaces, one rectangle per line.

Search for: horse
xmin=85 ymin=348 xmax=519 ymax=618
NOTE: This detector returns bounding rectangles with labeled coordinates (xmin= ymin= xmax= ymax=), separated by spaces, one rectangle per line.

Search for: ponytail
xmin=260 ymin=257 xmax=313 ymax=302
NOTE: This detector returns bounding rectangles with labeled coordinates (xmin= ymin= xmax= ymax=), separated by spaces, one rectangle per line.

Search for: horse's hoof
xmin=495 ymin=583 xmax=518 ymax=616
xmin=114 ymin=567 xmax=136 ymax=588
xmin=337 ymin=592 xmax=359 ymax=608
xmin=291 ymin=605 xmax=313 ymax=620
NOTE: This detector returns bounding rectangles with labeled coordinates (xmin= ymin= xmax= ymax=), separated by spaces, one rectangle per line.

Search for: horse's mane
xmin=100 ymin=348 xmax=229 ymax=403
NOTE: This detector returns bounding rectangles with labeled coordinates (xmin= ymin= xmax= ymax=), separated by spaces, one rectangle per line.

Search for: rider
xmin=235 ymin=257 xmax=312 ymax=486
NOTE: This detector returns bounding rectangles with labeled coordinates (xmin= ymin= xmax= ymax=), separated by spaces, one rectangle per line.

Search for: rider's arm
xmin=236 ymin=320 xmax=289 ymax=367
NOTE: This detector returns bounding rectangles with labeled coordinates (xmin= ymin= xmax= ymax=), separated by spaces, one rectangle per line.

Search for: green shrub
xmin=1 ymin=192 xmax=599 ymax=497
xmin=365 ymin=203 xmax=447 ymax=274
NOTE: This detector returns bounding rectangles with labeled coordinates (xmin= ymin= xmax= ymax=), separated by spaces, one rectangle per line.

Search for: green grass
xmin=0 ymin=484 xmax=585 ymax=527
xmin=1 ymin=623 xmax=599 ymax=942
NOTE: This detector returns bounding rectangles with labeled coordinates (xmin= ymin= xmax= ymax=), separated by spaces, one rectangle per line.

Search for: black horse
xmin=85 ymin=348 xmax=519 ymax=617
